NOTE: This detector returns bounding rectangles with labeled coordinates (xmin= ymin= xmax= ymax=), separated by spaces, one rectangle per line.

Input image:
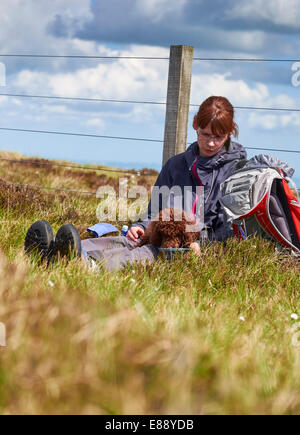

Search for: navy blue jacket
xmin=132 ymin=140 xmax=247 ymax=241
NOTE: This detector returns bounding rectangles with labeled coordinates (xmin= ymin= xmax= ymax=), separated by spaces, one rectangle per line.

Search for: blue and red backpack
xmin=220 ymin=155 xmax=300 ymax=254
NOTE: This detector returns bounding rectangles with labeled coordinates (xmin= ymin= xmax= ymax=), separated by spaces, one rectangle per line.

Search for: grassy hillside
xmin=0 ymin=151 xmax=300 ymax=415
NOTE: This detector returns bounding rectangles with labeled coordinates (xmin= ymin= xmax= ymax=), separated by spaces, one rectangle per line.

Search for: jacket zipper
xmin=191 ymin=158 xmax=203 ymax=219
xmin=191 ymin=158 xmax=216 ymax=234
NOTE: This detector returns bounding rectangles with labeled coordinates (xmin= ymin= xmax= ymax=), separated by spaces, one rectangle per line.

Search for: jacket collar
xmin=185 ymin=140 xmax=247 ymax=170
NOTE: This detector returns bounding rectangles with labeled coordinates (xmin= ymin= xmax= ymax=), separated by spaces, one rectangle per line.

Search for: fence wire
xmin=0 ymin=157 xmax=156 ymax=176
xmin=1 ymin=92 xmax=300 ymax=113
xmin=1 ymin=52 xmax=300 ymax=194
xmin=0 ymin=53 xmax=299 ymax=62
xmin=2 ymin=179 xmax=96 ymax=196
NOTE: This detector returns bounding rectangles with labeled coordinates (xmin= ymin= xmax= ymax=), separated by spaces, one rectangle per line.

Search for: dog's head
xmin=140 ymin=208 xmax=200 ymax=248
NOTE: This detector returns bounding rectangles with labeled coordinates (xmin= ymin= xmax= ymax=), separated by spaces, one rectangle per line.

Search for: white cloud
xmin=228 ymin=0 xmax=300 ymax=30
xmin=191 ymin=71 xmax=299 ymax=113
xmin=137 ymin=0 xmax=187 ymax=22
xmin=0 ymin=0 xmax=92 ymax=66
xmin=1 ymin=36 xmax=298 ymax=134
xmin=190 ymin=72 xmax=300 ymax=131
xmin=191 ymin=72 xmax=270 ymax=106
xmin=13 ymin=45 xmax=169 ymax=102
xmin=211 ymin=28 xmax=266 ymax=51
xmin=249 ymin=112 xmax=300 ymax=130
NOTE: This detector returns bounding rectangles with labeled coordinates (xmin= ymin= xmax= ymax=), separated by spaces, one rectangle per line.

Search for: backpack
xmin=219 ymin=154 xmax=300 ymax=254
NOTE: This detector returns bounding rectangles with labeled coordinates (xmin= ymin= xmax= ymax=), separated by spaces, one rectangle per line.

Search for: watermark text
xmin=291 ymin=62 xmax=300 ymax=87
xmin=95 ymin=178 xmax=204 ymax=232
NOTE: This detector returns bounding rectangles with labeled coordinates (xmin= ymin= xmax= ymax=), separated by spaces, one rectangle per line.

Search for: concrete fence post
xmin=162 ymin=45 xmax=194 ymax=167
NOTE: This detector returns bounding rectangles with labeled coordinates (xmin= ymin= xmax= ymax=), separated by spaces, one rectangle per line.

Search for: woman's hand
xmin=126 ymin=226 xmax=145 ymax=242
xmin=189 ymin=242 xmax=201 ymax=256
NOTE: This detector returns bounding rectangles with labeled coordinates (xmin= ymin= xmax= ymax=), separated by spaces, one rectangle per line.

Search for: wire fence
xmin=0 ymin=127 xmax=164 ymax=143
xmin=2 ymin=179 xmax=96 ymax=196
xmin=0 ymin=54 xmax=299 ymax=61
xmin=1 ymin=52 xmax=300 ymax=193
xmin=0 ymin=157 xmax=156 ymax=176
xmin=0 ymin=128 xmax=298 ymax=155
xmin=1 ymin=92 xmax=300 ymax=112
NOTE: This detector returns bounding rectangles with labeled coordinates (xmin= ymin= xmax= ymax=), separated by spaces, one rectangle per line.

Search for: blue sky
xmin=1 ymin=0 xmax=300 ymax=182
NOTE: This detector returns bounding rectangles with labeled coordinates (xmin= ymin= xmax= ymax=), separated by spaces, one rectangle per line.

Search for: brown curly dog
xmin=137 ymin=208 xmax=201 ymax=252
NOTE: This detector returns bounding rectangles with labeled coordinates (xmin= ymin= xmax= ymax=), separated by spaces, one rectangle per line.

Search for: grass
xmin=0 ymin=151 xmax=300 ymax=415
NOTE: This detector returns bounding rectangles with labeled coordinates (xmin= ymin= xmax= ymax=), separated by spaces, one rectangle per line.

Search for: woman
xmin=25 ymin=96 xmax=247 ymax=271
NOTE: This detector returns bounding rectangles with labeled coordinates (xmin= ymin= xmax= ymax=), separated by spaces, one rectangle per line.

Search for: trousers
xmin=81 ymin=236 xmax=159 ymax=271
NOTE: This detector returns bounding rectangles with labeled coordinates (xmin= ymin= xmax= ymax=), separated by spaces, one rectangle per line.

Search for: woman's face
xmin=193 ymin=118 xmax=230 ymax=157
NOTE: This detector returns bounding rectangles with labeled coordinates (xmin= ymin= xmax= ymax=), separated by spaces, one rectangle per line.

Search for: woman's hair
xmin=194 ymin=96 xmax=238 ymax=151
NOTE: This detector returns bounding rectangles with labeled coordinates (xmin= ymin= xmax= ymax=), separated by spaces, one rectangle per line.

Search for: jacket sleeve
xmin=211 ymin=202 xmax=234 ymax=241
xmin=130 ymin=159 xmax=173 ymax=231
xmin=211 ymin=157 xmax=247 ymax=241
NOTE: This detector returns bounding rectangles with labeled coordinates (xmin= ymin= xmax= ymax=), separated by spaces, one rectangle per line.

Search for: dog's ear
xmin=149 ymin=223 xmax=163 ymax=247
xmin=183 ymin=216 xmax=200 ymax=247
xmin=138 ymin=233 xmax=150 ymax=247
xmin=139 ymin=221 xmax=163 ymax=247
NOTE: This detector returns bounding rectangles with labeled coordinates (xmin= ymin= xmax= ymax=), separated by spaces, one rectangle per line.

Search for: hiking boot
xmin=25 ymin=220 xmax=55 ymax=261
xmin=49 ymin=224 xmax=82 ymax=263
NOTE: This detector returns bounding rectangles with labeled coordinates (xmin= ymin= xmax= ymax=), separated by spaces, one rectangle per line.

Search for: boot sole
xmin=25 ymin=220 xmax=54 ymax=260
xmin=55 ymin=224 xmax=82 ymax=259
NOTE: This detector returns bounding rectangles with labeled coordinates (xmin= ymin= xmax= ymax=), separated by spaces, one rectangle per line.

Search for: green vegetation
xmin=0 ymin=151 xmax=300 ymax=415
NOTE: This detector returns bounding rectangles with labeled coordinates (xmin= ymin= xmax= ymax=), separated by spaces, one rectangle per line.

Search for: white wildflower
xmin=291 ymin=313 xmax=299 ymax=320
xmin=239 ymin=316 xmax=245 ymax=322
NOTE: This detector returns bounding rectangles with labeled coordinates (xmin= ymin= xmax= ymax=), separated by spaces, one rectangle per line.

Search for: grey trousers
xmin=81 ymin=236 xmax=159 ymax=271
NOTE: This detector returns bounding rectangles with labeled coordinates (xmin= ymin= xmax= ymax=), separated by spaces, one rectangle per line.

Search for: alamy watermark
xmin=0 ymin=322 xmax=6 ymax=347
xmin=0 ymin=62 xmax=6 ymax=87
xmin=96 ymin=178 xmax=204 ymax=232
xmin=291 ymin=62 xmax=300 ymax=87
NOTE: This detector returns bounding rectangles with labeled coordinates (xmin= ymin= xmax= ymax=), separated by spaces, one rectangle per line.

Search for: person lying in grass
xmin=24 ymin=96 xmax=247 ymax=271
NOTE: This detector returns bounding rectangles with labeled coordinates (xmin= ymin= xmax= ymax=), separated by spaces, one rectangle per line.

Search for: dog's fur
xmin=137 ymin=208 xmax=200 ymax=248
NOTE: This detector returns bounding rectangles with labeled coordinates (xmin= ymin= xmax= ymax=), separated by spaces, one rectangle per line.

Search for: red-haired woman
xmin=25 ymin=96 xmax=246 ymax=271
xmin=127 ymin=95 xmax=246 ymax=242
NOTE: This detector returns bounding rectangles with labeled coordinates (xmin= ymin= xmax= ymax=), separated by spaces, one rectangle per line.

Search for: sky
xmin=1 ymin=0 xmax=300 ymax=182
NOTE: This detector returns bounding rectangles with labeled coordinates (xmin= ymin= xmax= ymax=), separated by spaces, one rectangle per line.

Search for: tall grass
xmin=0 ymin=152 xmax=300 ymax=415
